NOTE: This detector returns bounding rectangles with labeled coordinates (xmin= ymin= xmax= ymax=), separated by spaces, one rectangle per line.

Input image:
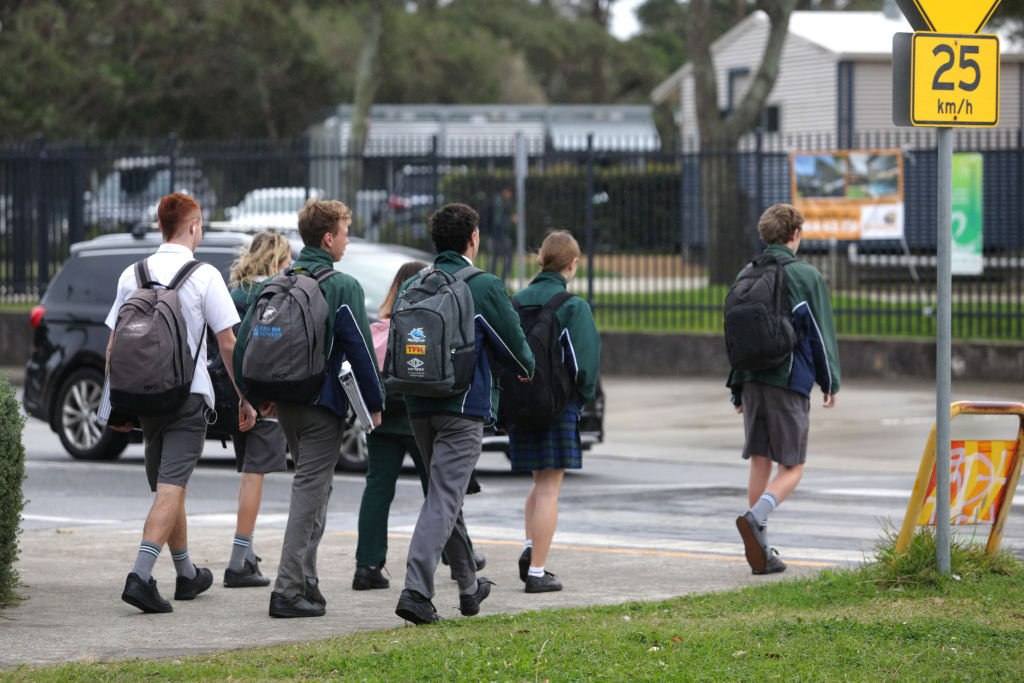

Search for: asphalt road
xmin=4 ymin=375 xmax=1024 ymax=668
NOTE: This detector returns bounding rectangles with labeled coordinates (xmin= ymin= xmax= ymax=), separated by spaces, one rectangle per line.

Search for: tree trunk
xmin=688 ymin=0 xmax=797 ymax=285
xmin=346 ymin=3 xmax=384 ymax=202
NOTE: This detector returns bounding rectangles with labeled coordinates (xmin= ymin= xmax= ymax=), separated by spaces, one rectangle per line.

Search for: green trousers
xmin=355 ymin=430 xmax=474 ymax=567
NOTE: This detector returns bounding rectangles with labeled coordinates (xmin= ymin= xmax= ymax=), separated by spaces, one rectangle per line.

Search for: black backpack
xmin=723 ymin=253 xmax=798 ymax=372
xmin=108 ymin=259 xmax=204 ymax=416
xmin=499 ymin=291 xmax=575 ymax=430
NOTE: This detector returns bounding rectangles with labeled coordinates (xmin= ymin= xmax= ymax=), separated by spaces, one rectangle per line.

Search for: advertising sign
xmin=790 ymin=150 xmax=904 ymax=241
xmin=952 ymin=153 xmax=984 ymax=275
xmin=916 ymin=440 xmax=1016 ymax=525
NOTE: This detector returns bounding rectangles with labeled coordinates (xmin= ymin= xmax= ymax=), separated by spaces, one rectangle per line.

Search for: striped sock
xmin=229 ymin=533 xmax=252 ymax=571
xmin=131 ymin=541 xmax=161 ymax=581
xmin=750 ymin=492 xmax=779 ymax=527
xmin=170 ymin=547 xmax=197 ymax=579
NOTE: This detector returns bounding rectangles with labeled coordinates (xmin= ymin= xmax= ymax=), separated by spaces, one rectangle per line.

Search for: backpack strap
xmin=453 ymin=264 xmax=484 ymax=282
xmin=542 ymin=291 xmax=574 ymax=313
xmin=167 ymin=260 xmax=205 ymax=290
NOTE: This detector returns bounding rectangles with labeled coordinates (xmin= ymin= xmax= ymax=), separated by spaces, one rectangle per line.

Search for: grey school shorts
xmin=740 ymin=382 xmax=810 ymax=467
xmin=231 ymin=419 xmax=288 ymax=474
xmin=139 ymin=394 xmax=209 ymax=492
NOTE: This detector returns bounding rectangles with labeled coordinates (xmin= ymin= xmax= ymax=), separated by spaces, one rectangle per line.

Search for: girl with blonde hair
xmin=508 ymin=229 xmax=601 ymax=593
xmin=223 ymin=232 xmax=292 ymax=588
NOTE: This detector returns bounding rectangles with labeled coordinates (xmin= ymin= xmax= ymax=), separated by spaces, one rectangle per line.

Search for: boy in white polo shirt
xmin=105 ymin=193 xmax=257 ymax=613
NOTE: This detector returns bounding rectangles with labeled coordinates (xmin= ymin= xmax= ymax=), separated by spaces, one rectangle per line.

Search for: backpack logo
xmin=405 ymin=344 xmax=425 ymax=355
xmin=407 ymin=328 xmax=426 ymax=342
xmin=407 ymin=358 xmax=424 ymax=369
xmin=126 ymin=321 xmax=149 ymax=335
xmin=260 ymin=306 xmax=277 ymax=323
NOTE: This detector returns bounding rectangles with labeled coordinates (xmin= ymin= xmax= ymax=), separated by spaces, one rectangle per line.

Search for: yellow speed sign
xmin=911 ymin=33 xmax=999 ymax=127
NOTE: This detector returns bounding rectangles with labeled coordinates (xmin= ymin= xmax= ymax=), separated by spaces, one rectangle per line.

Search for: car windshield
xmin=236 ymin=191 xmax=311 ymax=216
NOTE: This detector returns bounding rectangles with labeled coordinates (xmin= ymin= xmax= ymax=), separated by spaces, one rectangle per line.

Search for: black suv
xmin=23 ymin=230 xmax=367 ymax=471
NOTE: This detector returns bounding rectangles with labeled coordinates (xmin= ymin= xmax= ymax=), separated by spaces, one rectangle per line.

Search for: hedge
xmin=0 ymin=374 xmax=25 ymax=604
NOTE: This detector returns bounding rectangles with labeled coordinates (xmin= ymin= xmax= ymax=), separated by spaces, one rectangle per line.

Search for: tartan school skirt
xmin=508 ymin=410 xmax=582 ymax=472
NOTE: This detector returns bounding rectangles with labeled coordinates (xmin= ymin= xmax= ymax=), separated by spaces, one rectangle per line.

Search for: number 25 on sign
xmin=911 ymin=33 xmax=1000 ymax=127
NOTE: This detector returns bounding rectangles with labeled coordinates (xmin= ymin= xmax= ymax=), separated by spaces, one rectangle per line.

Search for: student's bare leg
xmin=236 ymin=472 xmax=264 ymax=537
xmin=526 ymin=468 xmax=564 ymax=568
xmin=143 ymin=484 xmax=187 ymax=547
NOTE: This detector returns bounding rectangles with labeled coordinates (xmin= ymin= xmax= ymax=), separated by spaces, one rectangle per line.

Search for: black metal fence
xmin=2 ymin=129 xmax=1023 ymax=341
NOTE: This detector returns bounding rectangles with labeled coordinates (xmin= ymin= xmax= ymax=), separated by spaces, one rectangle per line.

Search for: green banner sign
xmin=952 ymin=153 xmax=984 ymax=275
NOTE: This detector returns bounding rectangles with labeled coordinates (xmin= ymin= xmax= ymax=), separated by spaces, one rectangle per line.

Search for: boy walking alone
xmin=728 ymin=204 xmax=840 ymax=574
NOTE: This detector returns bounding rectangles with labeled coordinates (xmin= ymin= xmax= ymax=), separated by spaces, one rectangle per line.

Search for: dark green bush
xmin=0 ymin=374 xmax=26 ymax=604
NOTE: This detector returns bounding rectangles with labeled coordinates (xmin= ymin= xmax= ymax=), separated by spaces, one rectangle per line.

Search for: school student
xmin=393 ymin=203 xmax=534 ymax=625
xmin=353 ymin=260 xmax=485 ymax=591
xmin=233 ymin=199 xmax=383 ymax=618
xmin=108 ymin=193 xmax=257 ymax=614
xmin=508 ymin=230 xmax=600 ymax=593
xmin=728 ymin=204 xmax=840 ymax=575
xmin=223 ymin=232 xmax=293 ymax=587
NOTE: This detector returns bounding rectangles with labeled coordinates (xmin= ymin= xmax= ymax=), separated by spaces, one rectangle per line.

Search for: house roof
xmin=652 ymin=10 xmax=1024 ymax=105
xmin=309 ymin=104 xmax=660 ymax=155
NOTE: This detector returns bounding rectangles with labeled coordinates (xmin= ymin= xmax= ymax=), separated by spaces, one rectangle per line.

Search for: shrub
xmin=0 ymin=373 xmax=26 ymax=604
xmin=866 ymin=523 xmax=1023 ymax=587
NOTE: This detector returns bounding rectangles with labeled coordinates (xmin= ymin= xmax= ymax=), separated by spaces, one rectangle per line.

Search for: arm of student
xmin=477 ymin=279 xmax=535 ymax=377
xmin=214 ymin=326 xmax=257 ymax=432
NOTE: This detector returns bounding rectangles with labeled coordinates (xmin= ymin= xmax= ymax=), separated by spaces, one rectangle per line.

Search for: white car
xmin=224 ymin=187 xmax=324 ymax=227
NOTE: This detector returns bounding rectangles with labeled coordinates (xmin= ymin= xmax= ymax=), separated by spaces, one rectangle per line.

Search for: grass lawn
xmin=5 ymin=533 xmax=1022 ymax=682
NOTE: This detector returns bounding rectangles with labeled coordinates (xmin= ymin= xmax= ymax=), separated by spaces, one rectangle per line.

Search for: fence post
xmin=755 ymin=128 xmax=764 ymax=216
xmin=167 ymin=133 xmax=178 ymax=194
xmin=36 ymin=139 xmax=48 ymax=294
xmin=514 ymin=132 xmax=527 ymax=292
xmin=585 ymin=133 xmax=595 ymax=305
xmin=303 ymin=134 xmax=313 ymax=199
xmin=68 ymin=144 xmax=85 ymax=245
xmin=429 ymin=134 xmax=439 ymax=216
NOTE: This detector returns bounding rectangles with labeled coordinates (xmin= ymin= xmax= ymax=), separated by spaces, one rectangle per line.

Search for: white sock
xmin=523 ymin=540 xmax=533 ymax=550
xmin=528 ymin=565 xmax=545 ymax=578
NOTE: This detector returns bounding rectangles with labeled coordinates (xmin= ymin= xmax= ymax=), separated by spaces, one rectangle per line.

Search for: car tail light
xmin=29 ymin=305 xmax=45 ymax=329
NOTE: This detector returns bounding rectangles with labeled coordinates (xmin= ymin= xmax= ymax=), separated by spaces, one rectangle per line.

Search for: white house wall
xmin=677 ymin=15 xmax=838 ymax=140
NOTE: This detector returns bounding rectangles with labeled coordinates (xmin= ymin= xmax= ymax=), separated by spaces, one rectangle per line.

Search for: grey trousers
xmin=406 ymin=414 xmax=483 ymax=597
xmin=273 ymin=402 xmax=344 ymax=597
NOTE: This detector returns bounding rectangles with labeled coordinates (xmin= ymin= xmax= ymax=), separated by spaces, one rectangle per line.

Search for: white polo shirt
xmin=105 ymin=243 xmax=239 ymax=410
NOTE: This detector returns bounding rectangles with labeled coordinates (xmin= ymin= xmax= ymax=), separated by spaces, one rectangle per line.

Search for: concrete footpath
xmin=3 ymin=370 xmax=1024 ymax=670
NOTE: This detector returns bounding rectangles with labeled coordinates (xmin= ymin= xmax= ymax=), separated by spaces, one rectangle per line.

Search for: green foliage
xmin=867 ymin=525 xmax=1023 ymax=587
xmin=440 ymin=162 xmax=683 ymax=251
xmin=0 ymin=374 xmax=26 ymax=605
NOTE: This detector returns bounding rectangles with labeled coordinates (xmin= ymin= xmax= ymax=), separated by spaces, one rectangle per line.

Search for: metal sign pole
xmin=514 ymin=132 xmax=528 ymax=292
xmin=936 ymin=126 xmax=953 ymax=573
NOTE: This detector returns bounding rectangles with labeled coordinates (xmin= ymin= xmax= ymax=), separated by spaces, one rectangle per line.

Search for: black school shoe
xmin=224 ymin=558 xmax=270 ymax=588
xmin=305 ymin=577 xmax=326 ymax=607
xmin=269 ymin=591 xmax=326 ymax=618
xmin=174 ymin=566 xmax=214 ymax=600
xmin=458 ymin=577 xmax=494 ymax=617
xmin=525 ymin=570 xmax=562 ymax=593
xmin=395 ymin=589 xmax=440 ymax=625
xmin=735 ymin=512 xmax=769 ymax=574
xmin=353 ymin=564 xmax=389 ymax=590
xmin=518 ymin=547 xmax=531 ymax=583
xmin=122 ymin=572 xmax=173 ymax=613
xmin=753 ymin=548 xmax=787 ymax=575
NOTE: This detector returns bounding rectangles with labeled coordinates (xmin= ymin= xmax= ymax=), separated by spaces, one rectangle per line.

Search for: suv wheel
xmin=56 ymin=367 xmax=128 ymax=460
xmin=336 ymin=409 xmax=368 ymax=472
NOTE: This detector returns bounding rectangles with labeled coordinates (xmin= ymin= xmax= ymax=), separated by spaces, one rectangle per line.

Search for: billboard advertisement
xmin=790 ymin=149 xmax=904 ymax=241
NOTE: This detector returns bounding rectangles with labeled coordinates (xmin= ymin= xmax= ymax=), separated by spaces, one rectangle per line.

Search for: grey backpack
xmin=109 ymin=259 xmax=204 ymax=416
xmin=240 ymin=267 xmax=338 ymax=404
xmin=383 ymin=265 xmax=481 ymax=398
